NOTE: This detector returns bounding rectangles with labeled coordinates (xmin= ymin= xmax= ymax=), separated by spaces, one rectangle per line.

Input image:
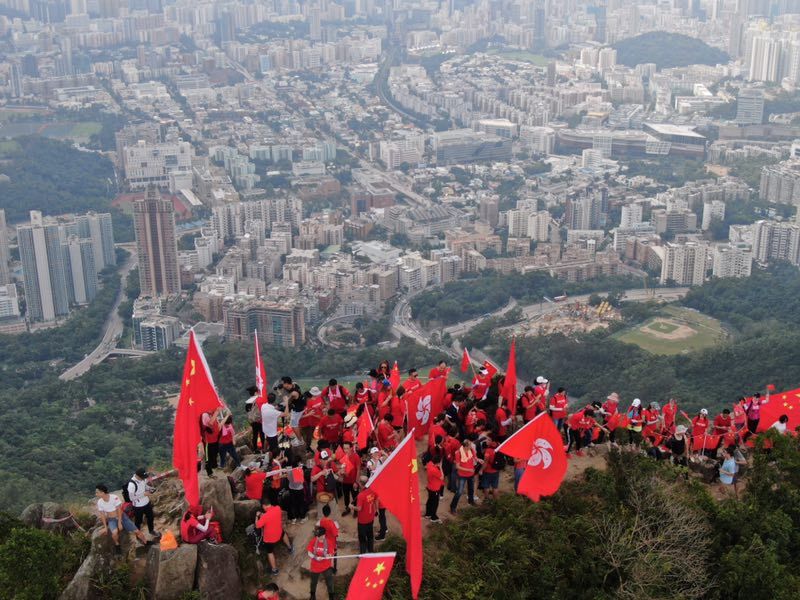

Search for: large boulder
xmin=19 ymin=503 xmax=43 ymax=528
xmin=145 ymin=543 xmax=198 ymax=600
xmin=60 ymin=527 xmax=128 ymax=600
xmin=199 ymin=475 xmax=235 ymax=539
xmin=196 ymin=542 xmax=241 ymax=599
xmin=234 ymin=499 xmax=260 ymax=525
xmin=19 ymin=502 xmax=76 ymax=532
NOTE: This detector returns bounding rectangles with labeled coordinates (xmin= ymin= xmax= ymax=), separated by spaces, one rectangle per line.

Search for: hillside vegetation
xmin=613 ymin=32 xmax=729 ymax=69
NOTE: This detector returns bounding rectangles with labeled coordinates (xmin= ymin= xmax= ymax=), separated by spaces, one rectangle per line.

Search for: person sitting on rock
xmin=95 ymin=484 xmax=149 ymax=555
xmin=257 ymin=583 xmax=281 ymax=600
xmin=180 ymin=504 xmax=219 ymax=544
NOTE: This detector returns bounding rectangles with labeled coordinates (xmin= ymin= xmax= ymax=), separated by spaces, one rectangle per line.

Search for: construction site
xmin=503 ymin=299 xmax=622 ymax=338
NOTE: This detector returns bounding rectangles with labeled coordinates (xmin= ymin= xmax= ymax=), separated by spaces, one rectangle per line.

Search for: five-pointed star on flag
xmin=374 ymin=562 xmax=386 ymax=575
xmin=409 ymin=458 xmax=418 ymax=473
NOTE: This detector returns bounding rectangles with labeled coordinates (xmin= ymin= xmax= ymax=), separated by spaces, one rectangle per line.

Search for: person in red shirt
xmin=425 ymin=454 xmax=445 ymax=522
xmin=520 ymin=386 xmax=540 ymax=422
xmin=403 ymin=368 xmax=423 ymax=393
xmin=339 ymin=441 xmax=360 ymax=516
xmin=566 ymin=408 xmax=597 ymax=456
xmin=549 ymin=387 xmax=569 ymax=433
xmin=342 ymin=413 xmax=357 ymax=446
xmin=376 ymin=380 xmax=394 ymax=419
xmin=533 ymin=376 xmax=549 ymax=410
xmin=449 ymin=438 xmax=480 ymax=514
xmin=307 ymin=527 xmax=335 ymax=600
xmin=310 ymin=450 xmax=340 ymax=519
xmin=732 ymin=397 xmax=747 ymax=433
xmin=479 ymin=441 xmax=502 ymax=500
xmin=642 ymin=402 xmax=662 ymax=444
xmin=255 ymin=497 xmax=293 ymax=575
xmin=471 ymin=368 xmax=491 ymax=400
xmin=256 ymin=583 xmax=280 ymax=600
xmin=218 ymin=415 xmax=241 ymax=469
xmin=691 ymin=409 xmax=711 ymax=455
xmin=244 ymin=468 xmax=267 ymax=501
xmin=428 ymin=414 xmax=447 ymax=451
xmin=429 ymin=360 xmax=449 ymax=380
xmin=353 ymin=476 xmax=378 ymax=553
xmin=322 ymin=379 xmax=350 ymax=416
xmin=662 ymin=397 xmax=678 ymax=434
xmin=201 ymin=408 xmax=222 ymax=477
xmin=317 ymin=504 xmax=339 ymax=572
xmin=318 ymin=409 xmax=344 ymax=448
xmin=389 ymin=386 xmax=406 ymax=430
xmin=376 ymin=414 xmax=398 ymax=450
xmin=714 ymin=409 xmax=733 ymax=436
xmin=599 ymin=392 xmax=621 ymax=443
xmin=299 ymin=392 xmax=325 ymax=448
xmin=495 ymin=404 xmax=512 ymax=440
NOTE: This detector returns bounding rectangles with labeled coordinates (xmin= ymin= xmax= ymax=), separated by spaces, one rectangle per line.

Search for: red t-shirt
xmin=318 ymin=414 xmax=344 ymax=443
xmin=691 ymin=416 xmax=709 ymax=437
xmin=245 ymin=472 xmax=267 ymax=500
xmin=307 ymin=538 xmax=333 ymax=573
xmin=428 ymin=423 xmax=446 ymax=449
xmin=426 ymin=461 xmax=444 ymax=491
xmin=377 ymin=421 xmax=396 ymax=449
xmin=482 ymin=448 xmax=498 ymax=474
xmin=319 ymin=517 xmax=339 ymax=551
xmin=256 ymin=505 xmax=283 ymax=544
xmin=390 ymin=394 xmax=406 ymax=425
xmin=356 ymin=489 xmax=378 ymax=524
xmin=567 ymin=410 xmax=585 ymax=430
xmin=662 ymin=402 xmax=677 ymax=428
xmin=549 ymin=394 xmax=568 ymax=419
xmin=455 ymin=447 xmax=476 ymax=477
xmin=521 ymin=392 xmax=538 ymax=421
xmin=403 ymin=378 xmax=422 ymax=393
xmin=311 ymin=465 xmax=330 ymax=494
xmin=300 ymin=397 xmax=325 ymax=428
xmin=324 ymin=385 xmax=349 ymax=413
xmin=495 ymin=407 xmax=510 ymax=437
xmin=429 ymin=367 xmax=449 ymax=380
xmin=713 ymin=414 xmax=732 ymax=435
xmin=442 ymin=436 xmax=460 ymax=461
xmin=342 ymin=451 xmax=360 ymax=485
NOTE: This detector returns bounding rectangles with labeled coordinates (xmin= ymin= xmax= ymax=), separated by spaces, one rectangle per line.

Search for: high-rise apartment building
xmin=63 ymin=236 xmax=97 ymax=305
xmin=0 ymin=209 xmax=10 ymax=285
xmin=134 ymin=186 xmax=180 ymax=297
xmin=735 ymin=88 xmax=765 ymax=125
xmin=75 ymin=212 xmax=116 ymax=273
xmin=222 ymin=298 xmax=306 ymax=346
xmin=752 ymin=220 xmax=800 ymax=265
xmin=712 ymin=244 xmax=753 ymax=278
xmin=660 ymin=242 xmax=707 ymax=286
xmin=17 ymin=211 xmax=70 ymax=322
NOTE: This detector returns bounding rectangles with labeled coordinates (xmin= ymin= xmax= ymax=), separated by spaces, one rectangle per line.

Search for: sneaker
xmin=375 ymin=533 xmax=386 ymax=541
xmin=430 ymin=518 xmax=442 ymax=523
xmin=271 ymin=568 xmax=279 ymax=575
xmin=289 ymin=519 xmax=297 ymax=525
xmin=424 ymin=515 xmax=431 ymax=520
xmin=288 ymin=545 xmax=294 ymax=555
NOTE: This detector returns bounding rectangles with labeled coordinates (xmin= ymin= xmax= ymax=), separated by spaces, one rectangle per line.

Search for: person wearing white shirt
xmin=261 ymin=396 xmax=282 ymax=457
xmin=95 ymin=484 xmax=148 ymax=554
xmin=770 ymin=414 xmax=789 ymax=435
xmin=127 ymin=468 xmax=157 ymax=536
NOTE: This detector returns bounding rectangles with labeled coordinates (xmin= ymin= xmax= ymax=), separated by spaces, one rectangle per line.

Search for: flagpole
xmin=496 ymin=411 xmax=548 ymax=456
xmin=329 ymin=552 xmax=397 ymax=560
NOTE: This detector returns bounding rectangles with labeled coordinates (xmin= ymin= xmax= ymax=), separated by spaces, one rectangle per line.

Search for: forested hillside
xmin=613 ymin=31 xmax=729 ymax=69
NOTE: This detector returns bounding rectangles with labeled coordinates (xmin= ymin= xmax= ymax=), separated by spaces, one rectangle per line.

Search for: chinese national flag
xmin=390 ymin=361 xmax=401 ymax=392
xmin=460 ymin=347 xmax=471 ymax=373
xmin=757 ymin=387 xmax=800 ymax=433
xmin=367 ymin=432 xmax=423 ymax=598
xmin=606 ymin=412 xmax=628 ymax=431
xmin=497 ymin=412 xmax=567 ymax=502
xmin=692 ymin=433 xmax=721 ymax=452
xmin=501 ymin=339 xmax=518 ymax=415
xmin=254 ymin=330 xmax=268 ymax=407
xmin=357 ymin=408 xmax=375 ymax=450
xmin=346 ymin=552 xmax=397 ymax=600
xmin=172 ymin=330 xmax=224 ymax=505
xmin=483 ymin=360 xmax=498 ymax=379
xmin=405 ymin=378 xmax=448 ymax=440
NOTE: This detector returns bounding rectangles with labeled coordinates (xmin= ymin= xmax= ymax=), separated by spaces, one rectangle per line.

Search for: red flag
xmin=757 ymin=387 xmax=800 ymax=433
xmin=291 ymin=466 xmax=304 ymax=481
xmin=357 ymin=408 xmax=375 ymax=450
xmin=367 ymin=432 xmax=423 ymax=598
xmin=483 ymin=360 xmax=498 ymax=379
xmin=692 ymin=433 xmax=720 ymax=452
xmin=606 ymin=412 xmax=628 ymax=431
xmin=501 ymin=339 xmax=518 ymax=415
xmin=254 ymin=330 xmax=268 ymax=407
xmin=346 ymin=552 xmax=397 ymax=600
xmin=405 ymin=378 xmax=448 ymax=440
xmin=497 ymin=412 xmax=567 ymax=502
xmin=767 ymin=383 xmax=776 ymax=391
xmin=172 ymin=330 xmax=224 ymax=505
xmin=390 ymin=361 xmax=401 ymax=392
xmin=460 ymin=347 xmax=471 ymax=373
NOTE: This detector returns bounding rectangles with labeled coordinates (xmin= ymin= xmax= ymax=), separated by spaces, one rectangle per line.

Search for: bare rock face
xmin=234 ymin=499 xmax=261 ymax=525
xmin=145 ymin=543 xmax=198 ymax=600
xmin=199 ymin=475 xmax=235 ymax=539
xmin=60 ymin=527 xmax=130 ymax=600
xmin=20 ymin=502 xmax=77 ymax=533
xmin=196 ymin=542 xmax=241 ymax=599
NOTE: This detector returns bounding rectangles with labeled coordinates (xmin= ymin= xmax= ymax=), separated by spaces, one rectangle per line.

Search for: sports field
xmin=614 ymin=305 xmax=727 ymax=355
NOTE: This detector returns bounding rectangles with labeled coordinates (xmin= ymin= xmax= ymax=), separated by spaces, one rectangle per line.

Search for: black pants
xmin=288 ymin=488 xmax=306 ymax=520
xmin=251 ymin=422 xmax=265 ymax=451
xmin=133 ymin=503 xmax=155 ymax=534
xmin=266 ymin=435 xmax=279 ymax=457
xmin=378 ymin=508 xmax=387 ymax=536
xmin=310 ymin=567 xmax=335 ymax=600
xmin=205 ymin=442 xmax=219 ymax=476
xmin=747 ymin=418 xmax=759 ymax=435
xmin=342 ymin=484 xmax=355 ymax=508
xmin=358 ymin=522 xmax=374 ymax=554
xmin=425 ymin=489 xmax=440 ymax=520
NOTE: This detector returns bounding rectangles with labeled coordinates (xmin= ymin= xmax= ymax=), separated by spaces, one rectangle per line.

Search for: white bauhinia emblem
xmin=255 ymin=369 xmax=264 ymax=394
xmin=416 ymin=395 xmax=432 ymax=425
xmin=527 ymin=438 xmax=554 ymax=469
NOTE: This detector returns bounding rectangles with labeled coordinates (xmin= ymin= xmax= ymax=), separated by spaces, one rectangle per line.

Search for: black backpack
xmin=121 ymin=478 xmax=137 ymax=503
xmin=491 ymin=452 xmax=505 ymax=471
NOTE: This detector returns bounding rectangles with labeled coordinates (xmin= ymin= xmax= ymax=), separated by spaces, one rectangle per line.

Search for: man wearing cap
xmin=299 ymin=387 xmax=325 ymax=448
xmin=128 ymin=468 xmax=157 ymax=537
xmin=261 ymin=394 xmax=283 ymax=458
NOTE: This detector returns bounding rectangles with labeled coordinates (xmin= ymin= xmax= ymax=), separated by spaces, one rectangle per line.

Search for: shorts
xmin=107 ymin=513 xmax=137 ymax=533
xmin=290 ymin=410 xmax=302 ymax=428
xmin=262 ymin=541 xmax=276 ymax=553
xmin=480 ymin=472 xmax=500 ymax=489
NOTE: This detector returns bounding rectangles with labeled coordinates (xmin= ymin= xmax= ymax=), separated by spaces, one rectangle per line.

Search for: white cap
xmin=675 ymin=425 xmax=687 ymax=435
xmin=479 ymin=368 xmax=488 ymax=375
xmin=632 ymin=398 xmax=641 ymax=407
xmin=369 ymin=447 xmax=379 ymax=455
xmin=310 ymin=386 xmax=322 ymax=396
xmin=319 ymin=450 xmax=330 ymax=460
xmin=535 ymin=376 xmax=548 ymax=384
xmin=700 ymin=408 xmax=708 ymax=415
xmin=344 ymin=413 xmax=357 ymax=427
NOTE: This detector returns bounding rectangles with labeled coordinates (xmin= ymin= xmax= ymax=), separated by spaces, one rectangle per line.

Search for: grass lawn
xmin=487 ymin=48 xmax=550 ymax=66
xmin=67 ymin=121 xmax=102 ymax=138
xmin=614 ymin=305 xmax=727 ymax=355
xmin=0 ymin=140 xmax=20 ymax=157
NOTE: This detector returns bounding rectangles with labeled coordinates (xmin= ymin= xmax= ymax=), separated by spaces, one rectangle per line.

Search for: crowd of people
xmin=95 ymin=357 xmax=790 ymax=597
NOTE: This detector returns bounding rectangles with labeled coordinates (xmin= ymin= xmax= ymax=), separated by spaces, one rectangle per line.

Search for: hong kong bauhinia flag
xmin=345 ymin=552 xmax=397 ymax=600
xmin=172 ymin=330 xmax=224 ymax=505
xmin=496 ymin=411 xmax=567 ymax=502
xmin=367 ymin=432 xmax=423 ymax=598
xmin=405 ymin=377 xmax=448 ymax=439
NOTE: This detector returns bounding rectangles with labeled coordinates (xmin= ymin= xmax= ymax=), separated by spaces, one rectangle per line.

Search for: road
xmin=443 ymin=298 xmax=518 ymax=337
xmin=59 ymin=249 xmax=138 ymax=381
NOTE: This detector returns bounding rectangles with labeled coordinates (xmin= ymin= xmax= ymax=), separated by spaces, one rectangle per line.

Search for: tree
xmin=0 ymin=527 xmax=65 ymax=599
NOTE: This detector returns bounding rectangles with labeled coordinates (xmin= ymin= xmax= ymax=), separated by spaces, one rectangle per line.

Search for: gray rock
xmin=19 ymin=503 xmax=43 ymax=528
xmin=234 ymin=499 xmax=260 ymax=525
xmin=196 ymin=542 xmax=241 ymax=600
xmin=146 ymin=543 xmax=198 ymax=600
xmin=60 ymin=527 xmax=128 ymax=600
xmin=199 ymin=475 xmax=235 ymax=539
